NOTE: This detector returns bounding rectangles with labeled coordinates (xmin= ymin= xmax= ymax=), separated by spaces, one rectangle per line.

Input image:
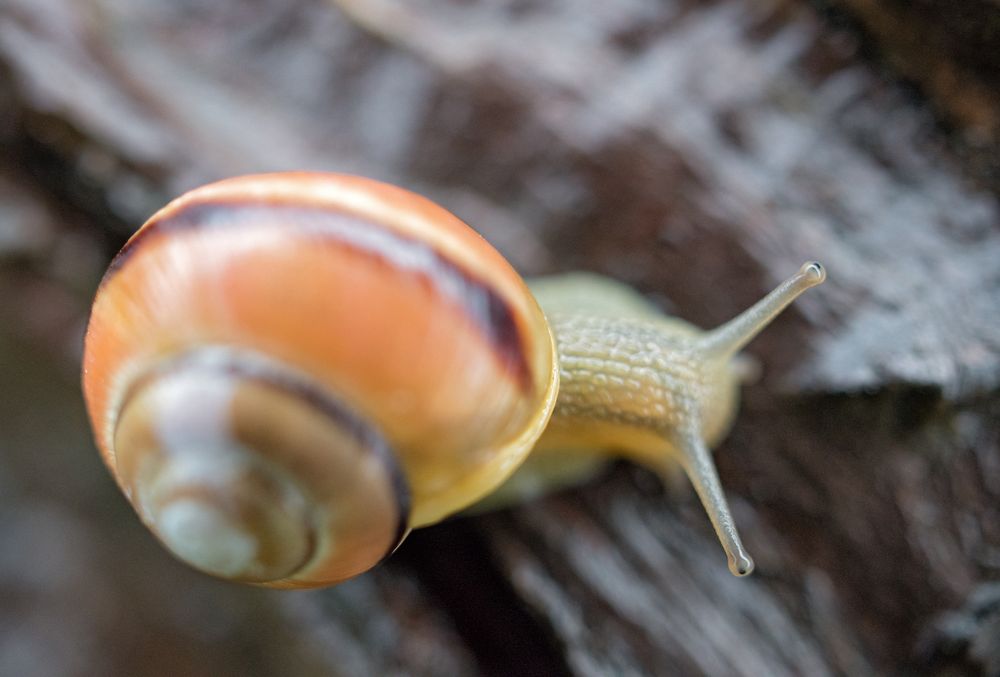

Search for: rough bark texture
xmin=815 ymin=0 xmax=1000 ymax=189
xmin=0 ymin=0 xmax=997 ymax=675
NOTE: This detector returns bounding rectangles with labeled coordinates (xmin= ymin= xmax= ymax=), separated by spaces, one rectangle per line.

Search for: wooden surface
xmin=0 ymin=0 xmax=997 ymax=675
xmin=819 ymin=0 xmax=1000 ymax=179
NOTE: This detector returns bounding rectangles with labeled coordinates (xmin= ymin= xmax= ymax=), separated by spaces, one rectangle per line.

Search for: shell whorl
xmin=113 ymin=349 xmax=408 ymax=586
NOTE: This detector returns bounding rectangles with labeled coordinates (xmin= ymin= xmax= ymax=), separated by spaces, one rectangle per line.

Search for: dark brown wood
xmin=816 ymin=0 xmax=1000 ymax=189
xmin=0 ymin=0 xmax=997 ymax=674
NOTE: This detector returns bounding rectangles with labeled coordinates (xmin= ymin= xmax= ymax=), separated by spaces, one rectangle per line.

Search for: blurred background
xmin=1 ymin=0 xmax=998 ymax=675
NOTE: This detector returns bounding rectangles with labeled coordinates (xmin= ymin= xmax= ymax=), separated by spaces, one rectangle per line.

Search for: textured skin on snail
xmin=82 ymin=172 xmax=824 ymax=587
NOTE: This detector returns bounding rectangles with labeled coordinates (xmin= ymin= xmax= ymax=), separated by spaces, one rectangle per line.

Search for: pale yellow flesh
xmin=483 ymin=264 xmax=825 ymax=577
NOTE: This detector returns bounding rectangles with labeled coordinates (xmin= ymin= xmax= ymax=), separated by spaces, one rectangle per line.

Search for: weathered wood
xmin=0 ymin=0 xmax=997 ymax=674
xmin=818 ymin=0 xmax=1000 ymax=185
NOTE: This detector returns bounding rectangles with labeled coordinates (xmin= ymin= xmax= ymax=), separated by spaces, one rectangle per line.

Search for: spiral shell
xmin=83 ymin=173 xmax=559 ymax=587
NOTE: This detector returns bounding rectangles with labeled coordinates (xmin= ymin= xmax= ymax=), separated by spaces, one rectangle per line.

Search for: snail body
xmin=83 ymin=172 xmax=824 ymax=587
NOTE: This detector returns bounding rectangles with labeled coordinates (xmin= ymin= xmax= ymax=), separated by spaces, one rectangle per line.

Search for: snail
xmin=82 ymin=172 xmax=825 ymax=588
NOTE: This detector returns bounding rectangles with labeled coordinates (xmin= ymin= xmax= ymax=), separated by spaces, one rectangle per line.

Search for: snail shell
xmin=83 ymin=173 xmax=558 ymax=587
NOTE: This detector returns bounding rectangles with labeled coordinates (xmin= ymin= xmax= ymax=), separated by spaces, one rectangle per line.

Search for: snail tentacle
xmin=669 ymin=419 xmax=754 ymax=577
xmin=698 ymin=261 xmax=826 ymax=359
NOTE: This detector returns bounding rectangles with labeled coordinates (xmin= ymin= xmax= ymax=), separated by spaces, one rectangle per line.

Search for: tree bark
xmin=817 ymin=0 xmax=1000 ymax=188
xmin=0 ymin=0 xmax=997 ymax=675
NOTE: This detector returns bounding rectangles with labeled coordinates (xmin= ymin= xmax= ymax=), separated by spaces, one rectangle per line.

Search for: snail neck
xmin=527 ymin=272 xmax=741 ymax=461
xmin=540 ymin=312 xmax=738 ymax=459
xmin=527 ymin=263 xmax=824 ymax=577
xmin=539 ymin=309 xmax=752 ymax=576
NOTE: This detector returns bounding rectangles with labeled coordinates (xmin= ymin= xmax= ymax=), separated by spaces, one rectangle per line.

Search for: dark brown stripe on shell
xmin=118 ymin=348 xmax=412 ymax=556
xmin=105 ymin=198 xmax=533 ymax=392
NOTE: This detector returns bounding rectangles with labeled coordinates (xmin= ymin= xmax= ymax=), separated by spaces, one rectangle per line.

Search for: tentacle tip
xmin=728 ymin=552 xmax=755 ymax=577
xmin=800 ymin=261 xmax=826 ymax=286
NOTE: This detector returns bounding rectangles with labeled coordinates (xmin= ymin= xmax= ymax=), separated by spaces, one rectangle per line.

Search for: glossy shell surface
xmin=83 ymin=173 xmax=559 ymax=584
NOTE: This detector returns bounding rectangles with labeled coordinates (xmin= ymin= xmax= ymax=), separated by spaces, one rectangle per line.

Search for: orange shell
xmin=83 ymin=173 xmax=559 ymax=533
